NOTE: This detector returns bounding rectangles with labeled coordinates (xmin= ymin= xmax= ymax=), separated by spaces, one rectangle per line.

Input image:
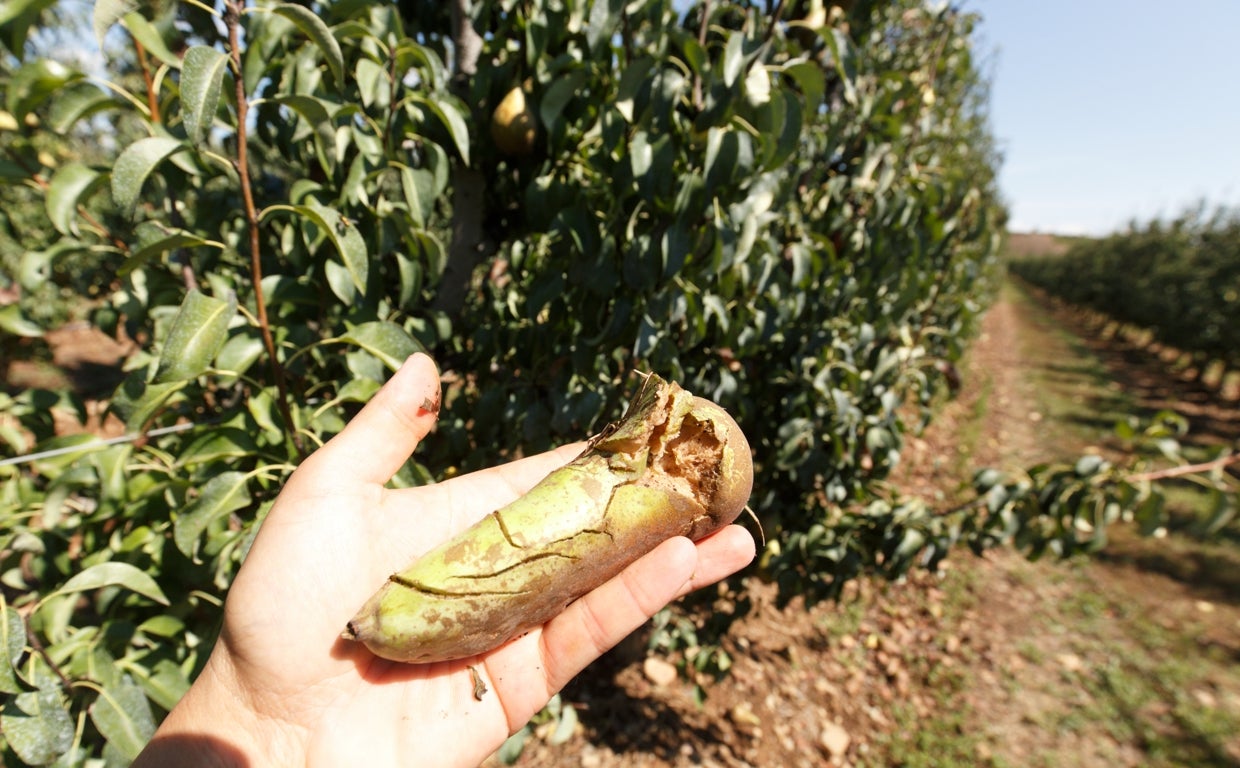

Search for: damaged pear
xmin=342 ymin=374 xmax=753 ymax=663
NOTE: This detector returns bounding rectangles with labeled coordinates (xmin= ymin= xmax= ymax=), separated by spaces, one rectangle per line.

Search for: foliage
xmin=1008 ymin=204 xmax=1240 ymax=372
xmin=962 ymin=411 xmax=1237 ymax=558
xmin=0 ymin=0 xmax=1019 ymax=762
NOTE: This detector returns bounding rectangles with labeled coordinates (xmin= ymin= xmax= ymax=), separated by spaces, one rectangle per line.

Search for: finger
xmin=533 ymin=526 xmax=755 ymax=696
xmin=539 ymin=536 xmax=697 ymax=685
xmin=670 ymin=524 xmax=756 ymax=599
xmin=483 ymin=525 xmax=754 ymax=729
xmin=299 ymin=353 xmax=441 ymax=487
xmin=476 ymin=536 xmax=693 ymax=729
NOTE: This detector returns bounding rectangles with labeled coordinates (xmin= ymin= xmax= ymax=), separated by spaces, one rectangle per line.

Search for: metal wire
xmin=0 ymin=422 xmax=198 ymax=468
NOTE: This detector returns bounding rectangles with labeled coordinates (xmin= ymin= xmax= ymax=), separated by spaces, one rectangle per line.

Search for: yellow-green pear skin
xmin=490 ymin=86 xmax=539 ymax=156
xmin=342 ymin=374 xmax=753 ymax=663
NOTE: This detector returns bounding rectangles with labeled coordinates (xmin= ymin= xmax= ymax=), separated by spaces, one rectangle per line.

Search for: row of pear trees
xmin=8 ymin=0 xmax=1211 ymax=763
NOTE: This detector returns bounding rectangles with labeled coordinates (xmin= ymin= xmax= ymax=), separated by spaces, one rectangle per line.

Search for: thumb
xmin=296 ymin=353 xmax=441 ymax=488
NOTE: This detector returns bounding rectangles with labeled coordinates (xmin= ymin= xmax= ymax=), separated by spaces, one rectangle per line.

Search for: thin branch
xmin=133 ymin=39 xmax=162 ymax=124
xmin=225 ymin=0 xmax=304 ymax=458
xmin=25 ymin=617 xmax=72 ymax=689
xmin=764 ymin=0 xmax=788 ymax=44
xmin=1131 ymin=452 xmax=1240 ymax=484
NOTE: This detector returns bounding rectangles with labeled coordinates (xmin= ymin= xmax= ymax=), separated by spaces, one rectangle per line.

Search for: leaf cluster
xmin=0 ymin=0 xmax=1016 ymax=761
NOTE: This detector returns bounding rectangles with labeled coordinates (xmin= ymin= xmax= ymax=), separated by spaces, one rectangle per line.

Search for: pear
xmin=490 ymin=86 xmax=539 ymax=157
xmin=343 ymin=374 xmax=754 ymax=663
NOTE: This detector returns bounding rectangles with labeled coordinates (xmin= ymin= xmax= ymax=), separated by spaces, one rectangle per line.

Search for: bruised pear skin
xmin=342 ymin=374 xmax=753 ymax=663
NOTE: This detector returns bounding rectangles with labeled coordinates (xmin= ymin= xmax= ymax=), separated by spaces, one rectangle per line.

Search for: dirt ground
xmin=482 ymin=276 xmax=1240 ymax=767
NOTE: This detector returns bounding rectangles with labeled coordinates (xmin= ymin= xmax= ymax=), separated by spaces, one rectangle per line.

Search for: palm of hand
xmin=193 ymin=355 xmax=754 ymax=767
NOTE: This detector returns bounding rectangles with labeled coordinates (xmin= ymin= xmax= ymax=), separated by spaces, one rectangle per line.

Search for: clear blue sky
xmin=967 ymin=0 xmax=1240 ymax=236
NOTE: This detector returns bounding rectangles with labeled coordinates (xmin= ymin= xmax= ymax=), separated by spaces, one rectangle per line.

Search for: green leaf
xmin=769 ymin=89 xmax=802 ymax=170
xmin=1073 ymin=454 xmax=1105 ymax=476
xmin=47 ymin=80 xmax=113 ymax=133
xmin=267 ymin=202 xmax=369 ymax=295
xmin=495 ymin=726 xmax=530 ymax=765
xmin=411 ymin=95 xmax=470 ymax=166
xmin=180 ymin=46 xmax=229 ymax=145
xmin=585 ymin=0 xmax=622 ymax=53
xmin=272 ymin=93 xmax=336 ymax=171
xmin=45 ymin=162 xmax=104 ymax=236
xmin=743 ymin=62 xmax=770 ymax=106
xmin=44 ymin=562 xmax=170 ymax=606
xmin=27 ymin=433 xmax=101 ymax=476
xmin=721 ymin=30 xmax=745 ymax=87
xmin=0 ymin=600 xmax=24 ymax=695
xmin=338 ymin=377 xmax=381 ymax=403
xmin=93 ymin=0 xmax=137 ymax=49
xmin=7 ymin=58 xmax=81 ymax=119
xmin=393 ymin=251 xmax=422 ymax=307
xmin=702 ymin=293 xmax=729 ymax=332
xmin=174 ymin=471 xmax=252 ymax=557
xmin=539 ymin=68 xmax=589 ymax=136
xmin=153 ymin=290 xmax=235 ymax=384
xmin=0 ymin=304 xmax=43 ymax=337
xmin=270 ymin=3 xmax=343 ymax=84
xmin=549 ymin=703 xmax=578 ymax=746
xmin=111 ymin=135 xmax=185 ymax=216
xmin=122 ymin=11 xmax=181 ymax=70
xmin=19 ymin=241 xmax=86 ymax=291
xmin=0 ymin=0 xmax=54 ymax=26
xmin=121 ymin=228 xmax=223 ymax=276
xmin=324 ymin=258 xmax=356 ymax=304
xmin=334 ymin=321 xmax=423 ymax=371
xmin=109 ymin=371 xmax=187 ymax=432
xmin=89 ymin=676 xmax=156 ymax=761
xmin=214 ymin=332 xmax=265 ymax=378
xmin=614 ymin=56 xmax=654 ymax=123
xmin=781 ymin=59 xmax=825 ymax=110
xmin=355 ymin=57 xmax=386 ymax=108
xmin=399 ymin=165 xmax=434 ymax=227
xmin=1 ymin=687 xmax=74 ymax=765
xmin=176 ymin=428 xmax=258 ymax=467
xmin=136 ymin=615 xmax=185 ymax=638
xmin=822 ymin=27 xmax=857 ymax=104
xmin=1199 ymin=487 xmax=1236 ymax=537
xmin=133 ymin=659 xmax=190 ymax=712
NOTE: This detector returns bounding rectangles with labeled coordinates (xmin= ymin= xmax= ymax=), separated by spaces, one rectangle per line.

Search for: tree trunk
xmin=433 ymin=0 xmax=492 ymax=319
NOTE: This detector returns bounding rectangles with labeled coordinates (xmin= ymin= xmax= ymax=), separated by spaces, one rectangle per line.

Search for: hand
xmin=133 ymin=354 xmax=756 ymax=767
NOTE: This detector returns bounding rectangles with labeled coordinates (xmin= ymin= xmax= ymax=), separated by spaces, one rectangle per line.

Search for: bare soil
xmin=3 ymin=323 xmax=131 ymax=442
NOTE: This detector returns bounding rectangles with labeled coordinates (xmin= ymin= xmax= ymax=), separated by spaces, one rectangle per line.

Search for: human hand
xmin=133 ymin=354 xmax=756 ymax=767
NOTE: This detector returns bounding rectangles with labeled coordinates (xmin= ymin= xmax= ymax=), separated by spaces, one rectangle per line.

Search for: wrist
xmin=133 ymin=653 xmax=303 ymax=767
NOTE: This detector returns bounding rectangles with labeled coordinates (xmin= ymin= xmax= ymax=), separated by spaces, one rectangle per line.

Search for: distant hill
xmin=1004 ymin=231 xmax=1101 ymax=260
xmin=1004 ymin=231 xmax=1071 ymax=259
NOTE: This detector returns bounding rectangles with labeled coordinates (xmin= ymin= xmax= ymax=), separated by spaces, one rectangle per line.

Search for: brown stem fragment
xmin=224 ymin=0 xmax=303 ymax=457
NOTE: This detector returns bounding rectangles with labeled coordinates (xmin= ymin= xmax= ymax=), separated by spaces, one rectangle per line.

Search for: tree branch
xmin=225 ymin=0 xmax=303 ymax=458
xmin=133 ymin=39 xmax=162 ymax=124
xmin=432 ymin=0 xmax=493 ymax=320
xmin=1131 ymin=453 xmax=1240 ymax=484
xmin=451 ymin=0 xmax=483 ymax=81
